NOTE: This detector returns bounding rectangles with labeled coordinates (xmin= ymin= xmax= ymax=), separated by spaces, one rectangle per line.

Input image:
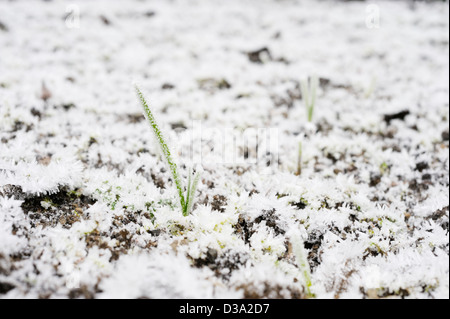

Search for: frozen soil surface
xmin=0 ymin=0 xmax=449 ymax=299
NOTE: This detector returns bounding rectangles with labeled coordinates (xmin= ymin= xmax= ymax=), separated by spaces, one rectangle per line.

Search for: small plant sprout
xmin=364 ymin=76 xmax=377 ymax=99
xmin=300 ymin=76 xmax=319 ymax=122
xmin=135 ymin=85 xmax=201 ymax=216
xmin=295 ymin=141 xmax=302 ymax=176
xmin=290 ymin=232 xmax=314 ymax=297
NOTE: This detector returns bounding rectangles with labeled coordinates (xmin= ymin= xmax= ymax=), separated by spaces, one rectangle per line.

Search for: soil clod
xmin=383 ymin=110 xmax=410 ymax=124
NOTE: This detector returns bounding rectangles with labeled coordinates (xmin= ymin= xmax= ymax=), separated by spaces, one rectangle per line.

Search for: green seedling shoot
xmin=296 ymin=141 xmax=303 ymax=176
xmin=136 ymin=85 xmax=200 ymax=216
xmin=291 ymin=232 xmax=314 ymax=298
xmin=300 ymin=76 xmax=319 ymax=122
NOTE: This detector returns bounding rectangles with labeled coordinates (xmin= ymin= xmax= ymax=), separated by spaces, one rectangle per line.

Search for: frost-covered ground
xmin=0 ymin=0 xmax=449 ymax=299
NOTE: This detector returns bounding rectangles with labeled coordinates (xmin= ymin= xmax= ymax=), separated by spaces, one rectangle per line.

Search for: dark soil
xmin=20 ymin=187 xmax=96 ymax=229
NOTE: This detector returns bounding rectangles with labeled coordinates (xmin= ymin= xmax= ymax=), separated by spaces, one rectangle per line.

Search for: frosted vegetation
xmin=0 ymin=0 xmax=448 ymax=299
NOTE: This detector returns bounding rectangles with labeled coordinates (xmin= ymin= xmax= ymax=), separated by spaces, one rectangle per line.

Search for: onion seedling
xmin=300 ymin=76 xmax=319 ymax=122
xmin=290 ymin=232 xmax=314 ymax=297
xmin=295 ymin=141 xmax=302 ymax=176
xmin=136 ymin=85 xmax=200 ymax=216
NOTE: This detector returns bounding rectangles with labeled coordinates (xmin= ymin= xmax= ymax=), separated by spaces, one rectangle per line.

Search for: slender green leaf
xmin=185 ymin=170 xmax=201 ymax=216
xmin=136 ymin=85 xmax=201 ymax=216
xmin=301 ymin=76 xmax=318 ymax=123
